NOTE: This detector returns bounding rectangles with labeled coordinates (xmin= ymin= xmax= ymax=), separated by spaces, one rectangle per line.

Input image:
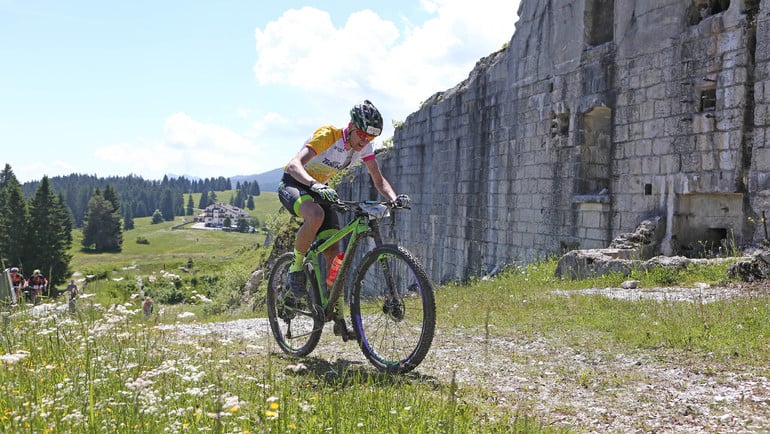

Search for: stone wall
xmin=337 ymin=0 xmax=770 ymax=283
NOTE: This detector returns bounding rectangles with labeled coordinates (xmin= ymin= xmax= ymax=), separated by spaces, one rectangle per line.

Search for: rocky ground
xmin=168 ymin=281 xmax=770 ymax=433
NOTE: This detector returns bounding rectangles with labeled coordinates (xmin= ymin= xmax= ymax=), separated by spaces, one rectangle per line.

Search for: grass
xmin=438 ymin=260 xmax=770 ymax=366
xmin=0 ymin=194 xmax=768 ymax=431
xmin=0 ymin=301 xmax=538 ymax=433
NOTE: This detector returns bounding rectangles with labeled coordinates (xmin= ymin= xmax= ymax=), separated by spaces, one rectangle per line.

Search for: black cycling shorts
xmin=278 ymin=173 xmax=339 ymax=238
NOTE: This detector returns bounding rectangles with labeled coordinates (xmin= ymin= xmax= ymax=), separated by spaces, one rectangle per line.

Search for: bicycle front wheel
xmin=350 ymin=245 xmax=436 ymax=374
xmin=266 ymin=252 xmax=324 ymax=357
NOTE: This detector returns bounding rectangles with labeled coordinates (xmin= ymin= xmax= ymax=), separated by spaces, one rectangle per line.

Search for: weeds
xmin=0 ymin=299 xmax=521 ymax=432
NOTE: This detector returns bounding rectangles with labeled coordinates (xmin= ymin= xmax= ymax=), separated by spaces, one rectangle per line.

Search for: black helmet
xmin=350 ymin=100 xmax=383 ymax=137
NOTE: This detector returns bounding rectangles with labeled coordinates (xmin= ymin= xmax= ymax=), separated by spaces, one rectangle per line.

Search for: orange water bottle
xmin=326 ymin=253 xmax=344 ymax=287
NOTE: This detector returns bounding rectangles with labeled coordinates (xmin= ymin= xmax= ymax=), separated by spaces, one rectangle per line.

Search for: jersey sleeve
xmin=305 ymin=126 xmax=339 ymax=155
xmin=360 ymin=142 xmax=375 ymax=162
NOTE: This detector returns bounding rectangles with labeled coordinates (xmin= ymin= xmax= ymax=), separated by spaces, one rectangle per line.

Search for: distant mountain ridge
xmin=231 ymin=167 xmax=283 ymax=192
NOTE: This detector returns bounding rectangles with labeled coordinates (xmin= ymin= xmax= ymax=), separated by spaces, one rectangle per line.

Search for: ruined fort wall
xmin=337 ymin=0 xmax=769 ymax=283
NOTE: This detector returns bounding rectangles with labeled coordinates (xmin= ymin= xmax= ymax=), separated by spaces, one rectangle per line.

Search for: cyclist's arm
xmin=364 ymin=159 xmax=397 ymax=201
xmin=285 ymin=146 xmax=319 ymax=187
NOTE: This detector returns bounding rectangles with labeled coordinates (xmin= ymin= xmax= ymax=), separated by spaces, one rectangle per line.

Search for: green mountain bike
xmin=266 ymin=200 xmax=436 ymax=374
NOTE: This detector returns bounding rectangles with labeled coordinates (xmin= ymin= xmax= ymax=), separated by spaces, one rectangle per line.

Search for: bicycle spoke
xmin=351 ymin=245 xmax=435 ymax=373
xmin=266 ymin=252 xmax=324 ymax=357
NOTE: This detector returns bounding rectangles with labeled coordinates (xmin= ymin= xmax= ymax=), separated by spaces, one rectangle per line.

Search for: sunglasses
xmin=355 ymin=127 xmax=375 ymax=142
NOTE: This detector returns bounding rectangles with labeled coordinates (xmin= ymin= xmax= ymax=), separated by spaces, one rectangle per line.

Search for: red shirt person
xmin=8 ymin=267 xmax=25 ymax=301
xmin=26 ymin=269 xmax=47 ymax=305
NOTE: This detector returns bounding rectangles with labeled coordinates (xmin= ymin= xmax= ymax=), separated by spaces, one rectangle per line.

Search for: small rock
xmin=621 ymin=280 xmax=640 ymax=289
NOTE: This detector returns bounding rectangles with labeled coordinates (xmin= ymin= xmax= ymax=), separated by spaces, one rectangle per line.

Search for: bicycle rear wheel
xmin=350 ymin=245 xmax=435 ymax=373
xmin=266 ymin=252 xmax=324 ymax=357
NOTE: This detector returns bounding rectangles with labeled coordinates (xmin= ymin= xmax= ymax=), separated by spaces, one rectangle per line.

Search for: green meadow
xmin=0 ymin=190 xmax=768 ymax=432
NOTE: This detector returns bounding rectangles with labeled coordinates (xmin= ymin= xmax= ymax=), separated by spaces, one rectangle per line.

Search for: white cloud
xmin=14 ymin=160 xmax=80 ymax=183
xmin=254 ymin=7 xmax=399 ymax=92
xmin=92 ymin=113 xmax=267 ymax=180
xmin=74 ymin=1 xmax=520 ymax=182
xmin=252 ymin=1 xmax=518 ymax=121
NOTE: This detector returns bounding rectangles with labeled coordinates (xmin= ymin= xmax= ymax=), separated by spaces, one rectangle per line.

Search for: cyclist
xmin=8 ymin=267 xmax=25 ymax=304
xmin=278 ymin=100 xmax=409 ymax=337
xmin=27 ymin=269 xmax=47 ymax=305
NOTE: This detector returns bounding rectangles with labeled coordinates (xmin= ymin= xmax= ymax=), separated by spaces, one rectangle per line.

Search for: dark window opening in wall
xmin=688 ymin=0 xmax=731 ymax=25
xmin=741 ymin=0 xmax=759 ymax=14
xmin=644 ymin=183 xmax=653 ymax=195
xmin=578 ymin=106 xmax=612 ymax=194
xmin=551 ymin=110 xmax=570 ymax=137
xmin=673 ymin=193 xmax=743 ymax=258
xmin=703 ymin=228 xmax=729 ymax=255
xmin=584 ymin=0 xmax=614 ymax=46
xmin=698 ymin=87 xmax=717 ymax=111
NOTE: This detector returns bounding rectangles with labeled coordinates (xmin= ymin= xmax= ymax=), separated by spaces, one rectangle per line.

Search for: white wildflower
xmin=0 ymin=350 xmax=30 ymax=365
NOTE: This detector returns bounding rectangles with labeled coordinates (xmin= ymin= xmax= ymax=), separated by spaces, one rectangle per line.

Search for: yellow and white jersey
xmin=300 ymin=126 xmax=375 ymax=183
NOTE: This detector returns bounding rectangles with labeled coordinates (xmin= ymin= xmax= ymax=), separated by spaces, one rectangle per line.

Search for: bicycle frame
xmin=267 ymin=199 xmax=435 ymax=372
xmin=304 ymin=201 xmax=388 ymax=319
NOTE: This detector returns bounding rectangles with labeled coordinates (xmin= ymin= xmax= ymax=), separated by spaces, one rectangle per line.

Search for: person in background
xmin=66 ymin=279 xmax=78 ymax=313
xmin=26 ymin=269 xmax=47 ymax=305
xmin=143 ymin=296 xmax=154 ymax=319
xmin=8 ymin=267 xmax=25 ymax=303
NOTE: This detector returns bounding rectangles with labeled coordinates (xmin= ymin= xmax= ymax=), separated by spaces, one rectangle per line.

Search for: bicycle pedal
xmin=333 ymin=320 xmax=355 ymax=342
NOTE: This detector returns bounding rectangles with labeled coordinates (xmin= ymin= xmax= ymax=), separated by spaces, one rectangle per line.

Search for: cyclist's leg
xmin=295 ymin=200 xmax=324 ymax=254
xmin=279 ymin=179 xmax=339 ymax=303
xmin=318 ymin=202 xmax=341 ymax=275
xmin=278 ymin=179 xmax=331 ymax=266
xmin=279 ymin=180 xmax=318 ymax=298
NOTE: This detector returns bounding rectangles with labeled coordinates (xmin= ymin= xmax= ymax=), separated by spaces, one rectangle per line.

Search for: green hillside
xmin=185 ymin=190 xmax=283 ymax=225
xmin=70 ymin=191 xmax=285 ymax=278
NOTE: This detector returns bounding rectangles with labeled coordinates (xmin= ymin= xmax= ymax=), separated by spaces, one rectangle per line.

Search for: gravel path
xmin=166 ymin=284 xmax=770 ymax=433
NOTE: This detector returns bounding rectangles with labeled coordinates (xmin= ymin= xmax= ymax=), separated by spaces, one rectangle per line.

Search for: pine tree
xmin=0 ymin=165 xmax=29 ymax=269
xmin=186 ymin=194 xmax=194 ymax=216
xmin=123 ymin=207 xmax=135 ymax=230
xmin=160 ymin=188 xmax=175 ymax=221
xmin=151 ymin=209 xmax=164 ymax=224
xmin=103 ymin=184 xmax=121 ymax=212
xmin=26 ymin=177 xmax=73 ymax=286
xmin=82 ymin=189 xmax=123 ymax=252
xmin=198 ymin=188 xmax=209 ymax=210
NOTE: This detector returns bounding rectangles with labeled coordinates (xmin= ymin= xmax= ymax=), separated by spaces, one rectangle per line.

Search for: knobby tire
xmin=350 ymin=245 xmax=436 ymax=373
xmin=266 ymin=252 xmax=324 ymax=357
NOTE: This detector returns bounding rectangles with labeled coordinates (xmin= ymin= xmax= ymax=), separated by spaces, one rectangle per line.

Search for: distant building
xmin=198 ymin=203 xmax=249 ymax=226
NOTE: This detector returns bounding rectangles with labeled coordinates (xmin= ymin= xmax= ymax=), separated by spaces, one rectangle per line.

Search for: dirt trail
xmin=167 ymin=283 xmax=770 ymax=433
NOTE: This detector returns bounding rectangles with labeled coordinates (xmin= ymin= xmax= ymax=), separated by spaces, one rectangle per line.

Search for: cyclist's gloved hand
xmin=310 ymin=182 xmax=339 ymax=202
xmin=394 ymin=194 xmax=411 ymax=208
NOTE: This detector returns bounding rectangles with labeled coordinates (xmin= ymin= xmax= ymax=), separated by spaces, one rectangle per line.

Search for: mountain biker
xmin=278 ymin=100 xmax=410 ymax=337
xmin=8 ymin=267 xmax=25 ymax=303
xmin=27 ymin=269 xmax=47 ymax=305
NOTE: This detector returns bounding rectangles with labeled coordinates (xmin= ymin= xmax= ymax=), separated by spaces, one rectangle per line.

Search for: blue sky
xmin=1 ymin=0 xmax=520 ymax=183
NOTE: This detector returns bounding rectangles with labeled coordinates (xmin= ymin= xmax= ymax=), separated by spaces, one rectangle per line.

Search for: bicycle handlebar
xmin=330 ymin=199 xmax=410 ymax=215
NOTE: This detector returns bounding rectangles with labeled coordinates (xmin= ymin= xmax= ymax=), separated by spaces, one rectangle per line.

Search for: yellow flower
xmin=264 ymin=410 xmax=278 ymax=419
xmin=268 ymin=402 xmax=279 ymax=411
xmin=230 ymin=405 xmax=240 ymax=413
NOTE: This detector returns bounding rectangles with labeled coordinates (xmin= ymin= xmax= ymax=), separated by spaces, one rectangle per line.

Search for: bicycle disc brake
xmin=382 ymin=296 xmax=405 ymax=321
